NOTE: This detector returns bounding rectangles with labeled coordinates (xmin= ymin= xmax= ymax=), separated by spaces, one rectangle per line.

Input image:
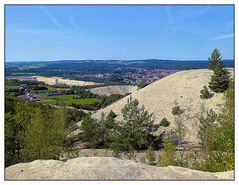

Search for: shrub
xmin=127 ymin=145 xmax=136 ymax=160
xmin=194 ymin=81 xmax=234 ymax=172
xmin=159 ymin=139 xmax=176 ymax=167
xmin=137 ymin=79 xmax=147 ymax=89
xmin=200 ymin=86 xmax=211 ymax=99
xmin=197 ymin=106 xmax=217 ymax=153
xmin=172 ymin=101 xmax=183 ymax=115
xmin=160 ymin=118 xmax=170 ymax=127
xmin=145 ymin=145 xmax=156 ymax=165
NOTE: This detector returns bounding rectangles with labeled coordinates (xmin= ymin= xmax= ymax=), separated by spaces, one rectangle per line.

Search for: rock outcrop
xmin=5 ymin=157 xmax=234 ymax=180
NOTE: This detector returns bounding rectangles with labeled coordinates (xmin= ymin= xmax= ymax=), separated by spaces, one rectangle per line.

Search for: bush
xmin=127 ymin=145 xmax=136 ymax=160
xmin=159 ymin=139 xmax=176 ymax=167
xmin=200 ymin=86 xmax=211 ymax=99
xmin=145 ymin=145 xmax=156 ymax=165
xmin=160 ymin=118 xmax=170 ymax=127
xmin=194 ymin=81 xmax=234 ymax=172
xmin=172 ymin=101 xmax=183 ymax=115
xmin=137 ymin=80 xmax=147 ymax=89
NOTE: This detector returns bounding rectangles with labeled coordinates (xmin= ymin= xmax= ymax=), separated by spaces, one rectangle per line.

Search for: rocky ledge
xmin=5 ymin=157 xmax=234 ymax=180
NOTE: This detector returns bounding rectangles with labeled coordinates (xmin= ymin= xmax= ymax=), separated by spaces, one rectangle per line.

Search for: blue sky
xmin=6 ymin=5 xmax=234 ymax=61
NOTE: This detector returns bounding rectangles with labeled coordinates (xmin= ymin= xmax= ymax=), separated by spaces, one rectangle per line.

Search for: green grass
xmin=37 ymin=100 xmax=57 ymax=105
xmin=43 ymin=95 xmax=100 ymax=105
xmin=5 ymin=80 xmax=19 ymax=91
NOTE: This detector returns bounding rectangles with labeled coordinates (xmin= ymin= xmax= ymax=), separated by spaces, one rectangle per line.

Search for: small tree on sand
xmin=200 ymin=86 xmax=211 ymax=99
xmin=209 ymin=62 xmax=230 ymax=93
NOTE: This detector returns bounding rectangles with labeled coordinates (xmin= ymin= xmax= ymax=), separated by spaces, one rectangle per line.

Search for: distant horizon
xmin=6 ymin=58 xmax=234 ymax=63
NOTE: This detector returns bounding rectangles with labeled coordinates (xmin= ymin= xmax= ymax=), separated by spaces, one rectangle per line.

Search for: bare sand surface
xmin=35 ymin=76 xmax=101 ymax=86
xmin=90 ymin=85 xmax=138 ymax=95
xmin=92 ymin=69 xmax=234 ymax=143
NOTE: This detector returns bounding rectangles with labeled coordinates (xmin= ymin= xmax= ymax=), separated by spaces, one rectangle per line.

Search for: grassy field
xmin=43 ymin=95 xmax=100 ymax=105
xmin=5 ymin=80 xmax=19 ymax=90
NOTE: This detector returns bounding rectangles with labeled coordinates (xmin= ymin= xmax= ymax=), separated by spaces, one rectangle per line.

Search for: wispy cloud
xmin=38 ymin=6 xmax=63 ymax=29
xmin=210 ymin=33 xmax=234 ymax=40
xmin=165 ymin=6 xmax=175 ymax=31
xmin=192 ymin=6 xmax=210 ymax=23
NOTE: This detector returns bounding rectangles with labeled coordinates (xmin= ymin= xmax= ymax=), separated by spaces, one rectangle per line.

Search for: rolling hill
xmin=92 ymin=69 xmax=234 ymax=143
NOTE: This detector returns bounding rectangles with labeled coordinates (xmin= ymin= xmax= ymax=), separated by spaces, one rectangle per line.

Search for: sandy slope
xmin=90 ymin=85 xmax=138 ymax=95
xmin=92 ymin=69 xmax=233 ymax=143
xmin=35 ymin=76 xmax=101 ymax=86
xmin=5 ymin=157 xmax=233 ymax=180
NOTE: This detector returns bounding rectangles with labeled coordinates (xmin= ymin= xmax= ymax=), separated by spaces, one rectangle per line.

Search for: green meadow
xmin=43 ymin=94 xmax=100 ymax=105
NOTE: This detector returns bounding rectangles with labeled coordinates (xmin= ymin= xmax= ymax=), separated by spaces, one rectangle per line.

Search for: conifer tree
xmin=198 ymin=106 xmax=217 ymax=153
xmin=20 ymin=107 xmax=65 ymax=161
xmin=80 ymin=114 xmax=100 ymax=148
xmin=145 ymin=145 xmax=156 ymax=165
xmin=120 ymin=96 xmax=158 ymax=150
xmin=200 ymin=86 xmax=210 ymax=99
xmin=209 ymin=62 xmax=230 ymax=93
xmin=160 ymin=139 xmax=176 ymax=166
xmin=208 ymin=48 xmax=222 ymax=70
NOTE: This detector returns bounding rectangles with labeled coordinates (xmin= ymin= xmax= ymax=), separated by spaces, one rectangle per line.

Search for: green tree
xmin=160 ymin=139 xmax=176 ymax=166
xmin=200 ymin=86 xmax=211 ymax=99
xmin=172 ymin=100 xmax=183 ymax=115
xmin=20 ymin=107 xmax=65 ymax=161
xmin=197 ymin=106 xmax=217 ymax=153
xmin=127 ymin=145 xmax=136 ymax=160
xmin=209 ymin=61 xmax=230 ymax=93
xmin=145 ymin=145 xmax=156 ymax=165
xmin=80 ymin=114 xmax=100 ymax=148
xmin=170 ymin=114 xmax=186 ymax=142
xmin=195 ymin=81 xmax=234 ymax=172
xmin=160 ymin=117 xmax=170 ymax=127
xmin=6 ymin=100 xmax=35 ymax=165
xmin=137 ymin=79 xmax=147 ymax=89
xmin=206 ymin=81 xmax=234 ymax=171
xmin=120 ymin=96 xmax=158 ymax=151
xmin=5 ymin=112 xmax=19 ymax=166
xmin=208 ymin=48 xmax=222 ymax=70
xmin=103 ymin=111 xmax=116 ymax=149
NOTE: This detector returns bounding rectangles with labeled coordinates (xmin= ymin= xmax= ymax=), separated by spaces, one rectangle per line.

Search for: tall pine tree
xmin=208 ymin=48 xmax=223 ymax=70
xmin=209 ymin=62 xmax=230 ymax=93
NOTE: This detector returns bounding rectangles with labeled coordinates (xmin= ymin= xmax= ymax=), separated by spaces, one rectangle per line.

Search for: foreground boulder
xmin=5 ymin=157 xmax=234 ymax=180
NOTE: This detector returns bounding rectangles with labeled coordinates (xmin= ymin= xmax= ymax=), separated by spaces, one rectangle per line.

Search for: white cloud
xmin=210 ymin=33 xmax=234 ymax=40
xmin=38 ymin=6 xmax=63 ymax=29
